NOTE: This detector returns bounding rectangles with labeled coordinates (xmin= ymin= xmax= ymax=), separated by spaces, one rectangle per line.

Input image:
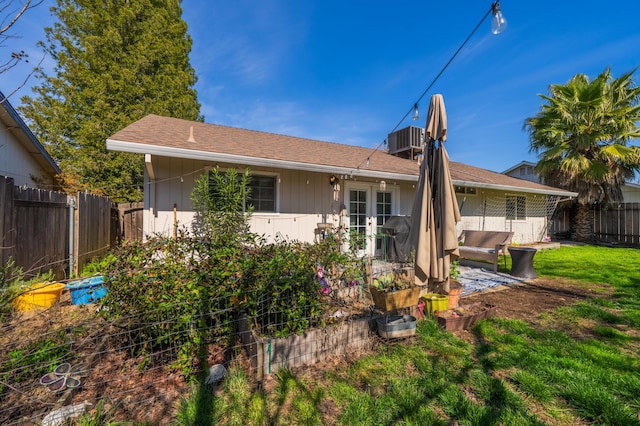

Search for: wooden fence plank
xmin=541 ymin=200 xmax=640 ymax=246
xmin=0 ymin=176 xmax=16 ymax=270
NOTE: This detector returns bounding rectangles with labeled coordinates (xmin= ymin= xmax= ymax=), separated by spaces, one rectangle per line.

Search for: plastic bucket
xmin=13 ymin=283 xmax=66 ymax=311
xmin=67 ymin=276 xmax=107 ymax=305
xmin=421 ymin=293 xmax=449 ymax=315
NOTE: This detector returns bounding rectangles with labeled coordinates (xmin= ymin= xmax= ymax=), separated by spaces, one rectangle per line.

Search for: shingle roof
xmin=109 ymin=114 xmax=417 ymax=175
xmin=108 ymin=114 xmax=574 ymax=196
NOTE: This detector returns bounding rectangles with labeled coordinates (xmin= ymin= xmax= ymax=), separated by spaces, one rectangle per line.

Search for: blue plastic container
xmin=67 ymin=276 xmax=107 ymax=305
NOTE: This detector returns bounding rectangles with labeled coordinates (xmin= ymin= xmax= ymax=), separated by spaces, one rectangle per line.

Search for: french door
xmin=346 ymin=183 xmax=396 ymax=257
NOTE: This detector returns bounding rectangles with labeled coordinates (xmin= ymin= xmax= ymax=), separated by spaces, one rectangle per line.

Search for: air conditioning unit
xmin=387 ymin=126 xmax=424 ymax=159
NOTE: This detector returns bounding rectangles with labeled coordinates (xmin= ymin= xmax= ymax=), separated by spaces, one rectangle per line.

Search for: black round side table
xmin=508 ymin=247 xmax=538 ymax=279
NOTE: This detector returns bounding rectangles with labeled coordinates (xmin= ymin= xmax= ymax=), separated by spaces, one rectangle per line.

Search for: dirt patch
xmin=454 ymin=276 xmax=613 ymax=342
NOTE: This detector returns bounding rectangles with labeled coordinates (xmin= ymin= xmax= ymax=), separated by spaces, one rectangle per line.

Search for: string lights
xmin=349 ymin=1 xmax=507 ymax=176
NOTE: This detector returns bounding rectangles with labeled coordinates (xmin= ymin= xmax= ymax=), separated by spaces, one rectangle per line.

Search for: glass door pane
xmin=375 ymin=191 xmax=393 ymax=257
xmin=349 ymin=189 xmax=368 ymax=254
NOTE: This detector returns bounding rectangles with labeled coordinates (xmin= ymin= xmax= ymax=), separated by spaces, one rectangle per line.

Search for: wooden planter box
xmin=435 ymin=303 xmax=497 ymax=331
xmin=369 ymin=286 xmax=421 ymax=311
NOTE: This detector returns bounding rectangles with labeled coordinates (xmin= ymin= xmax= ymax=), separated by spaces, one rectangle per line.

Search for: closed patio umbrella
xmin=410 ymin=94 xmax=461 ymax=293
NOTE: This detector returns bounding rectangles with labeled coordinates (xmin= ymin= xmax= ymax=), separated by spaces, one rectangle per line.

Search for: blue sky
xmin=3 ymin=0 xmax=640 ymax=173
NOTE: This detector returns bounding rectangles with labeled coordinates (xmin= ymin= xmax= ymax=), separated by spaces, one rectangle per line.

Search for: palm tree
xmin=525 ymin=68 xmax=640 ymax=242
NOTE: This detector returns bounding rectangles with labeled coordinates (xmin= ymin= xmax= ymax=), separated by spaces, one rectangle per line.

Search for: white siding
xmin=143 ymin=157 xmax=552 ymax=245
xmin=0 ymin=127 xmax=54 ymax=187
xmin=621 ymin=185 xmax=640 ymax=203
xmin=456 ymin=188 xmax=549 ymax=244
xmin=143 ymin=156 xmax=418 ymax=243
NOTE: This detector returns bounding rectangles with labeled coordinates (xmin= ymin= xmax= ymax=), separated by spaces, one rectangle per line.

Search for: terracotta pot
xmin=448 ymin=281 xmax=462 ymax=309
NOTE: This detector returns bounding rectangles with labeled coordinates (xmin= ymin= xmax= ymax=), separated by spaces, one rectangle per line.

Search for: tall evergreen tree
xmin=19 ymin=0 xmax=202 ymax=202
xmin=525 ymin=68 xmax=640 ymax=242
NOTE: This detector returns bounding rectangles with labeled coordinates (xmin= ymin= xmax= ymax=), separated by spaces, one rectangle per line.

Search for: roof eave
xmin=0 ymin=92 xmax=61 ymax=175
xmin=107 ymin=139 xmax=419 ymax=181
xmin=453 ymin=179 xmax=577 ymax=198
xmin=107 ymin=139 xmax=577 ymax=197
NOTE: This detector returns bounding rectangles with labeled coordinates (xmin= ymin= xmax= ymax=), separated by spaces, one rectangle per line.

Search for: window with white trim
xmin=247 ymin=175 xmax=277 ymax=212
xmin=506 ymin=195 xmax=526 ymax=220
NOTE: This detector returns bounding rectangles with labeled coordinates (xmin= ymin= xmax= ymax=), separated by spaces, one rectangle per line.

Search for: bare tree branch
xmin=0 ymin=52 xmax=45 ymax=105
xmin=0 ymin=0 xmax=44 ymax=36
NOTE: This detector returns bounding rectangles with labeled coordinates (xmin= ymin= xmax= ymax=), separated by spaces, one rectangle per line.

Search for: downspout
xmin=68 ymin=196 xmax=75 ymax=278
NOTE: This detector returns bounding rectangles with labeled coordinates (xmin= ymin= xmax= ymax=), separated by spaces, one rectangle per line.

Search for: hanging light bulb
xmin=412 ymin=103 xmax=419 ymax=121
xmin=491 ymin=1 xmax=507 ymax=35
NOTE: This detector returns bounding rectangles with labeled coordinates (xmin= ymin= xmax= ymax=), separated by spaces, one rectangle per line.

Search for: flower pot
xmin=448 ymin=281 xmax=462 ymax=309
xmin=421 ymin=293 xmax=449 ymax=316
xmin=13 ymin=283 xmax=65 ymax=311
xmin=369 ymin=286 xmax=421 ymax=311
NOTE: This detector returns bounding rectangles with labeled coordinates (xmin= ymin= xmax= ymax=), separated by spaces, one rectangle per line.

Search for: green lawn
xmin=172 ymin=245 xmax=640 ymax=425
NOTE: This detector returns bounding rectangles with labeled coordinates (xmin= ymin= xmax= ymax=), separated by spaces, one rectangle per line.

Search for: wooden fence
xmin=75 ymin=192 xmax=119 ymax=272
xmin=0 ymin=176 xmax=138 ymax=280
xmin=1 ymin=178 xmax=69 ymax=278
xmin=118 ymin=202 xmax=144 ymax=242
xmin=594 ymin=203 xmax=640 ymax=246
xmin=549 ymin=202 xmax=640 ymax=247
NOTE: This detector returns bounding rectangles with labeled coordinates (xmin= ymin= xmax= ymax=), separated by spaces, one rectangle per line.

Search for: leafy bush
xmin=80 ymin=252 xmax=117 ymax=277
xmin=101 ymin=232 xmax=237 ymax=375
xmin=242 ymin=240 xmax=324 ymax=337
xmin=100 ymin=168 xmax=366 ymax=376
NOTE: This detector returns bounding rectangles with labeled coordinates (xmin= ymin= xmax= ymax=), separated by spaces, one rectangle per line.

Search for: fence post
xmin=68 ymin=196 xmax=76 ymax=278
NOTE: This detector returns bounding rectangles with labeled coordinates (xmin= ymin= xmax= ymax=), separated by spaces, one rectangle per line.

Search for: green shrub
xmin=100 ymin=168 xmax=366 ymax=377
xmin=80 ymin=252 xmax=117 ymax=277
xmin=242 ymin=240 xmax=324 ymax=337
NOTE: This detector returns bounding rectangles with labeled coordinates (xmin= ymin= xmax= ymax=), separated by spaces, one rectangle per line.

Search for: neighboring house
xmin=107 ymin=116 xmax=576 ymax=254
xmin=619 ymin=182 xmax=640 ymax=203
xmin=502 ymin=161 xmax=538 ymax=183
xmin=0 ymin=92 xmax=61 ymax=188
xmin=504 ymin=161 xmax=640 ymax=203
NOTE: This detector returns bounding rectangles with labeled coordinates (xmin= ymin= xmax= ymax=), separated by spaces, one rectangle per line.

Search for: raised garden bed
xmin=435 ymin=303 xmax=497 ymax=331
xmin=237 ymin=314 xmax=378 ymax=379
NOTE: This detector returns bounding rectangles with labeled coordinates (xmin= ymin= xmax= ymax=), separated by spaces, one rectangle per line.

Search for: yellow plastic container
xmin=13 ymin=283 xmax=65 ymax=311
xmin=421 ymin=293 xmax=449 ymax=315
